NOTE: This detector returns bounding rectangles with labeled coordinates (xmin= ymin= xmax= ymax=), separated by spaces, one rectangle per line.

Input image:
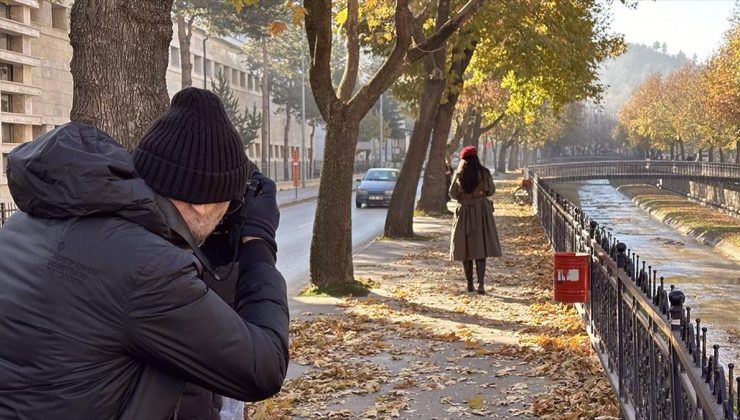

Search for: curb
xmin=278 ymin=195 xmax=318 ymax=209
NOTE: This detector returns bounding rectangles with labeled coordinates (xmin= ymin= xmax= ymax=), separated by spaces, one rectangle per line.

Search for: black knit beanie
xmin=133 ymin=87 xmax=249 ymax=204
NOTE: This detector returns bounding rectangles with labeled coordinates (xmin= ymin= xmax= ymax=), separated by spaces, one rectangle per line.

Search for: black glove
xmin=240 ymin=171 xmax=280 ymax=254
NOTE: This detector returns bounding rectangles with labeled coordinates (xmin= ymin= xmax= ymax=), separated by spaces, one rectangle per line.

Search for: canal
xmin=552 ymin=179 xmax=740 ymax=366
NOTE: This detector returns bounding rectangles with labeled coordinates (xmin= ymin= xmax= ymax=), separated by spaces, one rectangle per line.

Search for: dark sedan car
xmin=355 ymin=168 xmax=400 ymax=208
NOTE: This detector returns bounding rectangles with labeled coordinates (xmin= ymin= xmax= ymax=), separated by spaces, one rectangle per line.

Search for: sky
xmin=610 ymin=0 xmax=738 ymax=61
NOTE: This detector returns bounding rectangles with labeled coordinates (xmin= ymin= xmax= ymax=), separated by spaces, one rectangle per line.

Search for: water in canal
xmin=552 ymin=180 xmax=740 ymax=366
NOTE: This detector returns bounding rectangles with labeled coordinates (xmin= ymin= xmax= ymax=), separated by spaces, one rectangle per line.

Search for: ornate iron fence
xmin=0 ymin=202 xmax=17 ymax=227
xmin=528 ymin=160 xmax=740 ymax=183
xmin=529 ymin=171 xmax=738 ymax=420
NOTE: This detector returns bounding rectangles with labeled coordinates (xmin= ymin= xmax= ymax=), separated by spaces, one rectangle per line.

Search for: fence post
xmin=1 ymin=202 xmax=5 ymax=225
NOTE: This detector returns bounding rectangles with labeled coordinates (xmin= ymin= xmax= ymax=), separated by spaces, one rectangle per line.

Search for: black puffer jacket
xmin=0 ymin=123 xmax=289 ymax=420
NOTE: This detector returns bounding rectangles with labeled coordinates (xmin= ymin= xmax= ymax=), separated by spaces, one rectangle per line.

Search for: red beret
xmin=460 ymin=146 xmax=477 ymax=159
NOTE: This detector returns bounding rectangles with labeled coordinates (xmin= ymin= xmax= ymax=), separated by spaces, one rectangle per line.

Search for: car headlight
xmin=385 ymin=190 xmax=394 ymax=195
xmin=358 ymin=189 xmax=367 ymax=194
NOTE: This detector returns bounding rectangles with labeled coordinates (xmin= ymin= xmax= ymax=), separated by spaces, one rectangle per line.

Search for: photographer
xmin=0 ymin=88 xmax=288 ymax=420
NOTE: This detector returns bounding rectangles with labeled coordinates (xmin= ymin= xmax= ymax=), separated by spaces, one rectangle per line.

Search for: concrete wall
xmin=658 ymin=178 xmax=740 ymax=215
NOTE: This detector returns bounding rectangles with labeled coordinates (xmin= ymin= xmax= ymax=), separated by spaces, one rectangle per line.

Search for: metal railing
xmin=0 ymin=202 xmax=17 ymax=227
xmin=530 ymin=171 xmax=738 ymax=420
xmin=528 ymin=160 xmax=740 ymax=183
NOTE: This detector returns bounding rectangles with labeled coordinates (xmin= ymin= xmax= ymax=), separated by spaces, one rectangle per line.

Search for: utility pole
xmin=202 ymin=36 xmax=208 ymax=89
xmin=379 ymin=94 xmax=384 ymax=165
xmin=261 ymin=38 xmax=270 ymax=177
xmin=300 ymin=31 xmax=307 ymax=187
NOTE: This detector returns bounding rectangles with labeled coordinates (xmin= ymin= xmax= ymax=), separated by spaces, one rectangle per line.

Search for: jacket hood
xmin=7 ymin=122 xmax=172 ymax=238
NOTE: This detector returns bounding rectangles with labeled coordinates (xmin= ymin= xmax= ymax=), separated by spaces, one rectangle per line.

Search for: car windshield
xmin=364 ymin=170 xmax=398 ymax=181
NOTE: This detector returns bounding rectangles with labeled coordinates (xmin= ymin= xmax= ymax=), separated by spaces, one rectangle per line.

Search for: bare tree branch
xmin=304 ymin=0 xmax=337 ymax=119
xmin=406 ymin=0 xmax=484 ymax=64
xmin=348 ymin=0 xmax=412 ymax=119
xmin=480 ymin=113 xmax=506 ymax=135
xmin=337 ymin=0 xmax=359 ymax=101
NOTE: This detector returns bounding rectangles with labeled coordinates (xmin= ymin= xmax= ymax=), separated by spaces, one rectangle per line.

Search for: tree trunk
xmin=697 ymin=148 xmax=703 ymax=162
xmin=670 ymin=142 xmax=675 ymax=160
xmin=309 ymin=122 xmax=316 ymax=177
xmin=69 ymin=0 xmax=173 ymax=149
xmin=261 ymin=38 xmax=270 ymax=177
xmin=507 ymin=143 xmax=520 ymax=171
xmin=719 ymin=147 xmax=725 ymax=163
xmin=283 ymin=104 xmax=291 ymax=181
xmin=735 ymin=140 xmax=739 ymax=164
xmin=384 ymin=76 xmax=446 ymax=237
xmin=417 ymin=99 xmax=456 ymax=214
xmin=446 ymin=111 xmax=472 ymax=157
xmin=310 ymin=112 xmax=358 ymax=287
xmin=679 ymin=139 xmax=685 ymax=160
xmin=176 ymin=13 xmax=193 ymax=89
xmin=463 ymin=111 xmax=483 ymax=147
xmin=497 ymin=143 xmax=509 ymax=173
xmin=417 ymin=40 xmax=475 ymax=215
xmin=708 ymin=145 xmax=715 ymax=162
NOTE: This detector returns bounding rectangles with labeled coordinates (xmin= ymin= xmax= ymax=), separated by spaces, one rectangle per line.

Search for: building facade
xmin=0 ymin=0 xmax=309 ymax=200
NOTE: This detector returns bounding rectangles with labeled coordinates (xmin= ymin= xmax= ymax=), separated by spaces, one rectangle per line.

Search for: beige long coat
xmin=449 ymin=169 xmax=502 ymax=261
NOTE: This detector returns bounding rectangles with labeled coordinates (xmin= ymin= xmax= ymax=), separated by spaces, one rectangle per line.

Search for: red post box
xmin=553 ymin=252 xmax=590 ymax=303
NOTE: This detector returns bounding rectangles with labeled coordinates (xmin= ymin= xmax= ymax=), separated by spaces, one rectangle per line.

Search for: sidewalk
xmin=247 ymin=179 xmax=618 ymax=419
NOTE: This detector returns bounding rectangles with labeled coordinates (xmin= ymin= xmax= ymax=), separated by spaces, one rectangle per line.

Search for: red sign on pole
xmin=292 ymin=149 xmax=300 ymax=187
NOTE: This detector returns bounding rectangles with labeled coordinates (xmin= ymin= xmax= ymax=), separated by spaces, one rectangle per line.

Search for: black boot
xmin=476 ymin=258 xmax=486 ymax=295
xmin=463 ymin=261 xmax=474 ymax=292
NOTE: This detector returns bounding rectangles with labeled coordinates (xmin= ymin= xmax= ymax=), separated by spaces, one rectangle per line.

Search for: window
xmin=247 ymin=74 xmax=253 ymax=90
xmin=0 ymin=3 xmax=9 ymax=19
xmin=51 ymin=5 xmax=67 ymax=31
xmin=1 ymin=94 xmax=11 ymax=113
xmin=0 ymin=63 xmax=13 ymax=81
xmin=170 ymin=47 xmax=180 ymax=68
xmin=2 ymin=123 xmax=13 ymax=143
xmin=255 ymin=145 xmax=261 ymax=159
xmin=30 ymin=5 xmax=39 ymax=23
xmin=215 ymin=64 xmax=222 ymax=78
xmin=193 ymin=55 xmax=203 ymax=74
xmin=232 ymin=69 xmax=239 ymax=85
xmin=363 ymin=169 xmax=399 ymax=181
xmin=240 ymin=72 xmax=246 ymax=88
xmin=0 ymin=34 xmax=7 ymax=51
xmin=205 ymin=59 xmax=212 ymax=77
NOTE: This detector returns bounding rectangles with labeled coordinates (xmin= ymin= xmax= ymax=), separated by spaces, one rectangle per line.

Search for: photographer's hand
xmin=240 ymin=172 xmax=279 ymax=254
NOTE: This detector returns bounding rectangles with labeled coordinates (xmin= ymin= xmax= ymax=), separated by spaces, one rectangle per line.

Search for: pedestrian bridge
xmin=527 ymin=160 xmax=740 ymax=184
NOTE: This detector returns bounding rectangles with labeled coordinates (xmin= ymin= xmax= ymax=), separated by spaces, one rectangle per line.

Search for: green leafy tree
xmin=211 ymin=69 xmax=262 ymax=146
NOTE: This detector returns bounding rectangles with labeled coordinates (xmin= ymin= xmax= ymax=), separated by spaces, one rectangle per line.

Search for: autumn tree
xmin=298 ymin=0 xmax=485 ymax=289
xmin=389 ymin=0 xmax=624 ymax=229
xmin=70 ymin=0 xmax=175 ymax=149
xmin=703 ymin=10 xmax=739 ymax=162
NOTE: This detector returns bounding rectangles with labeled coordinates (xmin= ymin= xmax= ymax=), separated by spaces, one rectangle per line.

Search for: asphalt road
xmin=275 ymin=192 xmax=390 ymax=293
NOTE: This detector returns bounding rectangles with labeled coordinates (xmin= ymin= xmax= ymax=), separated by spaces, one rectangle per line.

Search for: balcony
xmin=6 ymin=0 xmax=39 ymax=8
xmin=0 ymin=17 xmax=39 ymax=38
xmin=0 ymin=49 xmax=40 ymax=67
xmin=1 ymin=142 xmax=23 ymax=154
xmin=1 ymin=112 xmax=41 ymax=125
xmin=0 ymin=80 xmax=40 ymax=96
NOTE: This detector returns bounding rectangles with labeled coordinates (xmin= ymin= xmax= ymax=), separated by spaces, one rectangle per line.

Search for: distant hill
xmin=598 ymin=43 xmax=691 ymax=115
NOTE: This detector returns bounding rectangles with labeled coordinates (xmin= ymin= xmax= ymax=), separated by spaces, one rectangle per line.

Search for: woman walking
xmin=450 ymin=146 xmax=502 ymax=294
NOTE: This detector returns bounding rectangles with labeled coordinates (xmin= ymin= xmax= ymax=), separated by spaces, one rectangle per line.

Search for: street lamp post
xmin=379 ymin=94 xmax=384 ymax=165
xmin=301 ymin=31 xmax=307 ymax=187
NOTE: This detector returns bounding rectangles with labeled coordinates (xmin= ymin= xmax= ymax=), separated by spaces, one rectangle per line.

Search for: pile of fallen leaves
xmin=246 ymin=178 xmax=619 ymax=419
